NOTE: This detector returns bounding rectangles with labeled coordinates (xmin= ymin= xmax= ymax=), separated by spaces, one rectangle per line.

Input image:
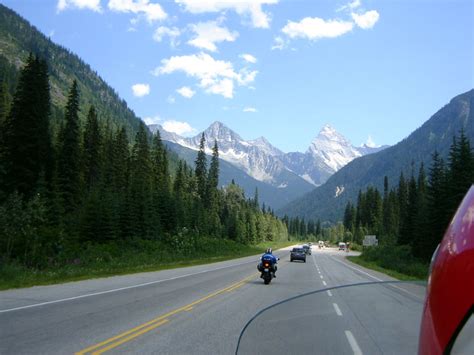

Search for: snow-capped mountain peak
xmin=311 ymin=124 xmax=352 ymax=147
xmin=202 ymin=121 xmax=243 ymax=143
xmin=307 ymin=125 xmax=361 ymax=172
xmin=150 ymin=122 xmax=388 ymax=188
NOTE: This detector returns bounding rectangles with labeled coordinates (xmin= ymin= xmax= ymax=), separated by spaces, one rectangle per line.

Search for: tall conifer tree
xmin=2 ymin=55 xmax=51 ymax=198
xmin=195 ymin=133 xmax=207 ymax=199
xmin=58 ymin=80 xmax=81 ymax=211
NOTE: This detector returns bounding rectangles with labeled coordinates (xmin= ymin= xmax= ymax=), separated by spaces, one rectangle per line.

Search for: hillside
xmin=279 ymin=89 xmax=474 ymax=222
xmin=0 ymin=4 xmax=141 ymax=134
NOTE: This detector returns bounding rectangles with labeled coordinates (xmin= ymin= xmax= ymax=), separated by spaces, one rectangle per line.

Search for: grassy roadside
xmin=346 ymin=256 xmax=426 ymax=281
xmin=0 ymin=240 xmax=295 ymax=291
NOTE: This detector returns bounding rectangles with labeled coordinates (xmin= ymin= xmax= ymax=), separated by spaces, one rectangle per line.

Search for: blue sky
xmin=2 ymin=0 xmax=473 ymax=152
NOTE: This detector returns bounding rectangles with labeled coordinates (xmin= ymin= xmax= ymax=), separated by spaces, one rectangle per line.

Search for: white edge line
xmin=333 ymin=303 xmax=342 ymax=316
xmin=320 ymin=275 xmax=324 ymax=279
xmin=322 ymin=280 xmax=327 ymax=286
xmin=0 ymin=255 xmax=269 ymax=314
xmin=327 ymin=290 xmax=333 ymax=297
xmin=330 ymin=256 xmax=424 ymax=301
xmin=345 ymin=330 xmax=363 ymax=355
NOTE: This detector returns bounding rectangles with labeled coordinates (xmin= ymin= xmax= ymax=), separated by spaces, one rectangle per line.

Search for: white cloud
xmin=175 ymin=0 xmax=279 ymax=29
xmin=143 ymin=116 xmax=161 ymax=125
xmin=282 ymin=17 xmax=354 ymax=40
xmin=153 ymin=26 xmax=181 ymax=46
xmin=152 ymin=52 xmax=258 ymax=98
xmin=108 ymin=0 xmax=167 ymax=22
xmin=364 ymin=135 xmax=380 ymax=148
xmin=57 ymin=0 xmax=102 ymax=12
xmin=167 ymin=96 xmax=176 ymax=104
xmin=162 ymin=120 xmax=197 ymax=136
xmin=188 ymin=21 xmax=238 ymax=52
xmin=243 ymin=107 xmax=257 ymax=113
xmin=131 ymin=83 xmax=150 ymax=97
xmin=176 ymin=86 xmax=195 ymax=98
xmin=271 ymin=36 xmax=287 ymax=50
xmin=240 ymin=53 xmax=257 ymax=63
xmin=337 ymin=0 xmax=361 ymax=12
xmin=352 ymin=10 xmax=380 ymax=29
xmin=365 ymin=135 xmax=375 ymax=148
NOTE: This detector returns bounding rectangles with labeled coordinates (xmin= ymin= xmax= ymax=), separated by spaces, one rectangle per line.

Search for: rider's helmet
xmin=265 ymin=248 xmax=272 ymax=254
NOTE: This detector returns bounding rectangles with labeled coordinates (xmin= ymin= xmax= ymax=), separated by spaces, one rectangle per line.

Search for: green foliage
xmin=357 ymin=246 xmax=428 ymax=280
xmin=1 ymin=54 xmax=51 ymax=198
xmin=0 ymin=238 xmax=295 ymax=290
xmin=57 ymin=80 xmax=81 ymax=211
xmin=0 ymin=59 xmax=288 ymax=282
xmin=345 ymin=134 xmax=473 ymax=263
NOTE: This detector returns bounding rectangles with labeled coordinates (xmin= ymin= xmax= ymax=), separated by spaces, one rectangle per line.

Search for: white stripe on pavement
xmin=320 ymin=275 xmax=324 ymax=279
xmin=330 ymin=256 xmax=423 ymax=300
xmin=345 ymin=330 xmax=363 ymax=355
xmin=327 ymin=290 xmax=333 ymax=297
xmin=333 ymin=303 xmax=342 ymax=316
xmin=323 ymin=281 xmax=327 ymax=286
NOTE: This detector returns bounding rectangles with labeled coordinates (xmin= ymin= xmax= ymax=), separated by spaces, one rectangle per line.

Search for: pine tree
xmin=413 ymin=163 xmax=429 ymax=259
xmin=208 ymin=140 xmax=219 ymax=192
xmin=83 ymin=105 xmax=102 ymax=190
xmin=397 ymin=172 xmax=408 ymax=244
xmin=57 ymin=80 xmax=82 ymax=211
xmin=2 ymin=55 xmax=52 ymax=199
xmin=0 ymin=79 xmax=9 ymax=126
xmin=343 ymin=201 xmax=354 ymax=231
xmin=448 ymin=130 xmax=473 ymax=212
xmin=253 ymin=187 xmax=259 ymax=209
xmin=195 ymin=133 xmax=207 ymax=199
xmin=127 ymin=122 xmax=152 ymax=237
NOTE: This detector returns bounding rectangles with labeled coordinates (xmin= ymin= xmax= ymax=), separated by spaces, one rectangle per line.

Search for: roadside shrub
xmin=360 ymin=245 xmax=428 ymax=279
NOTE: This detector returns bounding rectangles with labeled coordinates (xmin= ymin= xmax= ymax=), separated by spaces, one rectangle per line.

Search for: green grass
xmin=346 ymin=256 xmax=426 ymax=281
xmin=0 ymin=239 xmax=296 ymax=290
xmin=345 ymin=245 xmax=428 ymax=281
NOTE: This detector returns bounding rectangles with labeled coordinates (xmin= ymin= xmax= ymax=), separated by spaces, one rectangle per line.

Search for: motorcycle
xmin=260 ymin=260 xmax=273 ymax=285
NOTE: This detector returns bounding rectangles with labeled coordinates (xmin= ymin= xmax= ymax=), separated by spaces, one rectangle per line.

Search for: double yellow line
xmin=76 ymin=273 xmax=257 ymax=355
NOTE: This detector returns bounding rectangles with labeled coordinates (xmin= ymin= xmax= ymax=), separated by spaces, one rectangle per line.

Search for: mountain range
xmin=150 ymin=122 xmax=387 ymax=210
xmin=279 ymin=89 xmax=474 ymax=222
xmin=151 ymin=121 xmax=386 ymax=181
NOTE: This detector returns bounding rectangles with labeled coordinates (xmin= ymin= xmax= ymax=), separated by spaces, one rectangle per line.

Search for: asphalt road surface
xmin=0 ymin=246 xmax=426 ymax=354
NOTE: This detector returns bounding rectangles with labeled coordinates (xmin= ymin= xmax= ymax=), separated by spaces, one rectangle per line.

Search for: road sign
xmin=363 ymin=235 xmax=378 ymax=246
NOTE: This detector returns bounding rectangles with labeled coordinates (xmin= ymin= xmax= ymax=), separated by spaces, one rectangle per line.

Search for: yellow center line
xmin=91 ymin=319 xmax=169 ymax=355
xmin=76 ymin=272 xmax=258 ymax=355
xmin=225 ymin=282 xmax=245 ymax=292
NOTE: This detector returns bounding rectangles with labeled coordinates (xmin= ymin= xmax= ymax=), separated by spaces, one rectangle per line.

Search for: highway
xmin=0 ymin=246 xmax=426 ymax=354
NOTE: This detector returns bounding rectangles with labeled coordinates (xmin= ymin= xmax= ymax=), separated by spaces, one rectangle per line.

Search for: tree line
xmin=0 ymin=55 xmax=288 ymax=269
xmin=342 ymin=133 xmax=473 ymax=262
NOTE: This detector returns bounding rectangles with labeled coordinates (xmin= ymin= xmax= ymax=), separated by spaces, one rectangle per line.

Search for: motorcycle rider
xmin=258 ymin=248 xmax=278 ymax=278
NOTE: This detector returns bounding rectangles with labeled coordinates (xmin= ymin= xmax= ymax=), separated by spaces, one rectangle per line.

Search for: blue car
xmin=290 ymin=248 xmax=306 ymax=262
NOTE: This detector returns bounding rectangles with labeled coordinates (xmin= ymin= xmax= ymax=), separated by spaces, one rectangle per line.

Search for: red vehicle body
xmin=419 ymin=186 xmax=474 ymax=354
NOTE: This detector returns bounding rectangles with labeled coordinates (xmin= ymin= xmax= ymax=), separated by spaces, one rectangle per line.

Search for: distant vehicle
xmin=302 ymin=244 xmax=311 ymax=255
xmin=338 ymin=242 xmax=346 ymax=251
xmin=290 ymin=248 xmax=306 ymax=262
